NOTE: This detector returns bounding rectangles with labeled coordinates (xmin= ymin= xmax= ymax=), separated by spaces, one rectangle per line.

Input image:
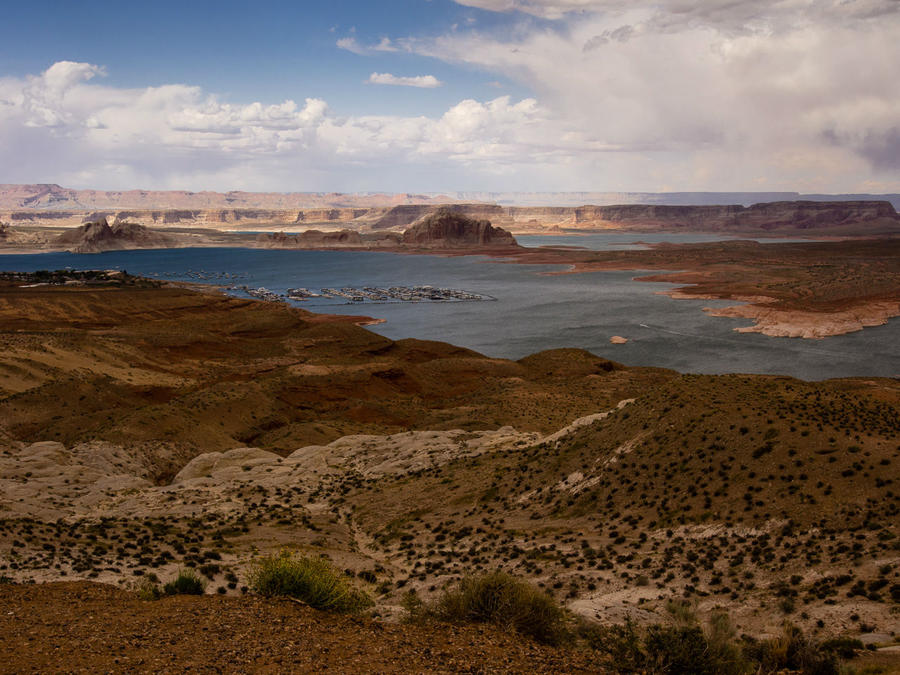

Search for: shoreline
xmin=497 ymin=242 xmax=900 ymax=340
xmin=2 ymin=237 xmax=899 ymax=341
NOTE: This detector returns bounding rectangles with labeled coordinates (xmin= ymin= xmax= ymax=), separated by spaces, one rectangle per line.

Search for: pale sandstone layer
xmin=0 ymin=183 xmax=455 ymax=210
xmin=705 ymin=300 xmax=900 ymax=339
xmin=8 ymin=211 xmax=520 ymax=255
xmin=658 ymin=288 xmax=900 ymax=339
xmin=4 ymin=198 xmax=899 ymax=236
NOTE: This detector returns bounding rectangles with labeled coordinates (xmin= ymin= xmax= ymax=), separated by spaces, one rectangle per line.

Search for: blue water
xmin=2 ymin=245 xmax=897 ymax=381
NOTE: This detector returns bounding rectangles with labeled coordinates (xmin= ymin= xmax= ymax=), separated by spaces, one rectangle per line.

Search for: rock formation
xmin=54 ymin=219 xmax=176 ymax=253
xmin=371 ymin=203 xmax=504 ymax=230
xmin=257 ymin=229 xmax=365 ymax=249
xmin=400 ymin=209 xmax=518 ymax=249
xmin=0 ymin=183 xmax=456 ymax=210
xmin=568 ymin=200 xmax=900 ymax=233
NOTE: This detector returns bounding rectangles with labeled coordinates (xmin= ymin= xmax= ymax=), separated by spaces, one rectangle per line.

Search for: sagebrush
xmin=425 ymin=570 xmax=570 ymax=646
xmin=247 ymin=550 xmax=373 ymax=613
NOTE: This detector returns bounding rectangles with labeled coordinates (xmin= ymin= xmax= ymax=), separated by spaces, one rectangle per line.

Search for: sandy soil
xmin=0 ymin=582 xmax=602 ymax=674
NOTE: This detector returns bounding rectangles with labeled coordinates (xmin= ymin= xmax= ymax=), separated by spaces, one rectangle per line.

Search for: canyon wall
xmin=2 ymin=183 xmax=898 ymax=237
xmin=0 ymin=184 xmax=454 ymax=210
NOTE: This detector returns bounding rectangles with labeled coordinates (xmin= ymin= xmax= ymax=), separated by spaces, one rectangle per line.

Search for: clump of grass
xmin=743 ymin=623 xmax=839 ymax=675
xmin=584 ymin=605 xmax=747 ymax=675
xmin=163 ymin=568 xmax=206 ymax=596
xmin=426 ymin=570 xmax=570 ymax=645
xmin=135 ymin=576 xmax=163 ymax=600
xmin=819 ymin=636 xmax=864 ymax=659
xmin=585 ymin=605 xmax=841 ymax=674
xmin=137 ymin=568 xmax=205 ymax=599
xmin=246 ymin=550 xmax=373 ymax=614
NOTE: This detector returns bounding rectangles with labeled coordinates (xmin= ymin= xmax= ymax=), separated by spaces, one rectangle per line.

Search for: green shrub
xmin=586 ymin=614 xmax=747 ymax=675
xmin=580 ymin=619 xmax=646 ymax=672
xmin=429 ymin=571 xmax=569 ymax=645
xmin=779 ymin=596 xmax=796 ymax=614
xmin=820 ymin=636 xmax=863 ymax=659
xmin=743 ymin=623 xmax=839 ymax=675
xmin=136 ymin=577 xmax=163 ymax=600
xmin=646 ymin=624 xmax=735 ymax=675
xmin=247 ymin=550 xmax=373 ymax=614
xmin=163 ymin=568 xmax=206 ymax=596
xmin=400 ymin=589 xmax=426 ymax=621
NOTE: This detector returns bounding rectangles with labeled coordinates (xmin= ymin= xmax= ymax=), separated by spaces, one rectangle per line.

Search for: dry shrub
xmin=429 ymin=571 xmax=570 ymax=646
xmin=163 ymin=568 xmax=206 ymax=596
xmin=247 ymin=550 xmax=373 ymax=614
xmin=743 ymin=623 xmax=839 ymax=675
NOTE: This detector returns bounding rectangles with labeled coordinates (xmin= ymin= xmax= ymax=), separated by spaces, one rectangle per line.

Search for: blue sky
xmin=0 ymin=0 xmax=531 ymax=115
xmin=1 ymin=1 xmax=898 ymax=193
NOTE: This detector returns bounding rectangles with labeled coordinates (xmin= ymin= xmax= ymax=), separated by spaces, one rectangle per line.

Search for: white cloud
xmin=2 ymin=31 xmax=899 ymax=194
xmin=335 ymin=37 xmax=367 ymax=55
xmin=0 ymin=61 xmax=564 ymax=190
xmin=453 ymin=0 xmax=602 ymax=19
xmin=453 ymin=0 xmax=900 ymax=25
xmin=407 ymin=1 xmax=900 ymax=182
xmin=338 ymin=36 xmax=405 ymax=55
xmin=367 ymin=72 xmax=443 ymax=88
xmin=374 ymin=37 xmax=400 ymax=52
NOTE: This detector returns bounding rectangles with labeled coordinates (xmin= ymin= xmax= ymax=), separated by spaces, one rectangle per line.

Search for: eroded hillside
xmin=0 ymin=275 xmax=897 ymax=652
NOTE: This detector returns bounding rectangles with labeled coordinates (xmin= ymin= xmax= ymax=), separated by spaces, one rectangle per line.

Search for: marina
xmin=3 ymin=246 xmax=897 ymax=380
xmin=242 ymin=284 xmax=495 ymax=304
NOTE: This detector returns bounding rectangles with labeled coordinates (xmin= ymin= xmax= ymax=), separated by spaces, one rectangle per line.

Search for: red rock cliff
xmin=400 ymin=209 xmax=518 ymax=248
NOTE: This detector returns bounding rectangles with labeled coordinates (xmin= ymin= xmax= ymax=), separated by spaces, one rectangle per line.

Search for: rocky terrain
xmin=0 ymin=582 xmax=601 ymax=673
xmin=0 ymin=183 xmax=453 ymax=211
xmin=559 ymin=200 xmax=900 ymax=234
xmin=4 ymin=183 xmax=900 ymax=211
xmin=4 ymin=181 xmax=899 ymax=237
xmin=258 ymin=229 xmax=368 ymax=249
xmin=400 ymin=208 xmax=518 ymax=249
xmin=0 ymin=221 xmax=52 ymax=251
xmin=23 ymin=211 xmax=521 ymax=254
xmin=54 ymin=219 xmax=179 ymax=253
xmin=0 ymin=276 xmax=897 ymax=669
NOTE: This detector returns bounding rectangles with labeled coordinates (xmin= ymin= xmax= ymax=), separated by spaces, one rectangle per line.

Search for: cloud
xmin=402 ymin=1 xmax=900 ymax=188
xmin=453 ymin=0 xmax=900 ymax=25
xmin=337 ymin=36 xmax=403 ymax=55
xmin=1 ymin=45 xmax=898 ymax=193
xmin=452 ymin=0 xmax=600 ymax=19
xmin=374 ymin=37 xmax=400 ymax=52
xmin=336 ymin=37 xmax=367 ymax=55
xmin=367 ymin=72 xmax=443 ymax=88
xmin=0 ymin=61 xmax=563 ymax=191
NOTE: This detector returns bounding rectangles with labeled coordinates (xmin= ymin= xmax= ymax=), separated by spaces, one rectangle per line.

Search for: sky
xmin=0 ymin=0 xmax=898 ymax=193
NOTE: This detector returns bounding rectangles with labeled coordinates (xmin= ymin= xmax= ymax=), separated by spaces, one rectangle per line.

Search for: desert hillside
xmin=0 ymin=274 xmax=897 ymax=669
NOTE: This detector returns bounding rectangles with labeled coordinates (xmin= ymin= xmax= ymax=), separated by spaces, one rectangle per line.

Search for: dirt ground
xmin=0 ymin=581 xmax=602 ymax=674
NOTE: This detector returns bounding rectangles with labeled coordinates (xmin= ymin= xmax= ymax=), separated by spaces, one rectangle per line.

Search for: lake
xmin=2 ymin=242 xmax=897 ymax=381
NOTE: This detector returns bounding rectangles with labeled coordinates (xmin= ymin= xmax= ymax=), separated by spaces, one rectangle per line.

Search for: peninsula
xmin=2 ymin=193 xmax=899 ymax=340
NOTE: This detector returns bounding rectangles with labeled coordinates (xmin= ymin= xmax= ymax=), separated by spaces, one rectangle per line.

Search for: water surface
xmin=2 ymin=244 xmax=896 ymax=381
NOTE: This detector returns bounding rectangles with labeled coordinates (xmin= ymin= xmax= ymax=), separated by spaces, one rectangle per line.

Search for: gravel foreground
xmin=0 ymin=582 xmax=601 ymax=673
